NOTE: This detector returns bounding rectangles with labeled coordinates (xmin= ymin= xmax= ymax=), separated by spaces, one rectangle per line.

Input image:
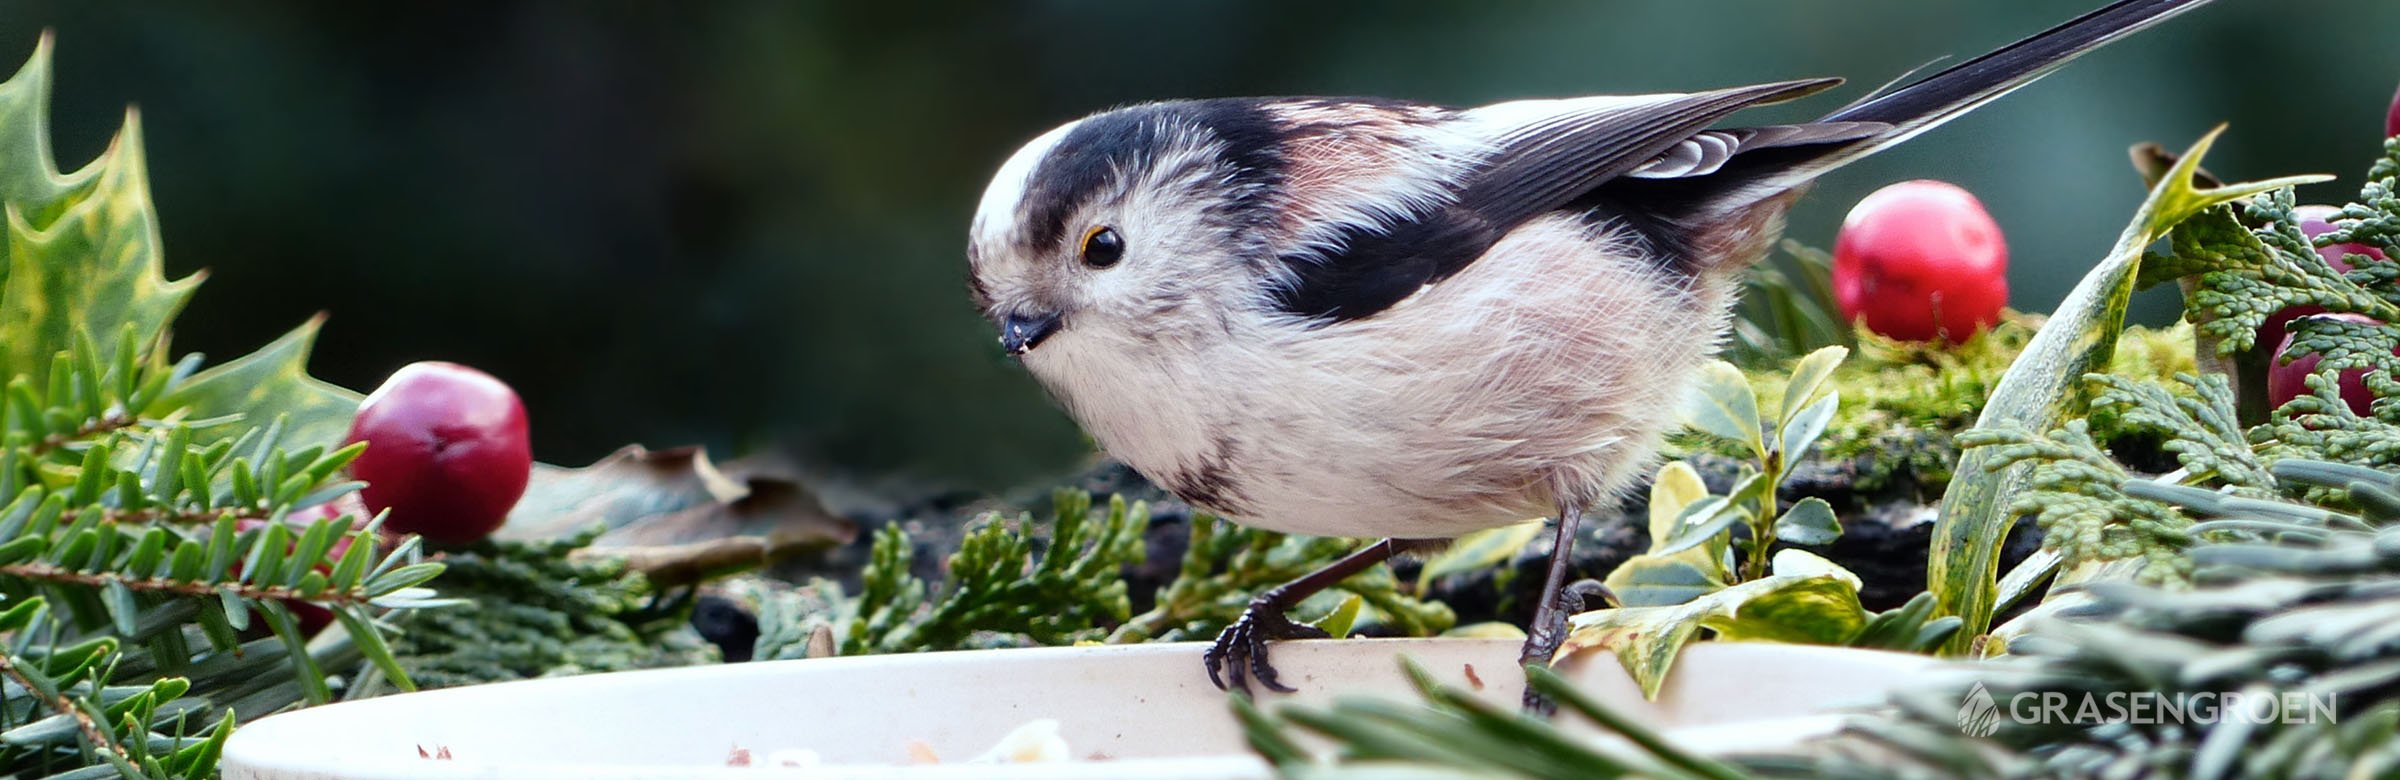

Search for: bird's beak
xmin=999 ymin=311 xmax=1063 ymax=356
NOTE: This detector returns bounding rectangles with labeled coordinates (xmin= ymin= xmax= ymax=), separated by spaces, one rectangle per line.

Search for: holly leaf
xmin=0 ymin=35 xmax=357 ymax=448
xmin=0 ymin=36 xmax=98 ymax=257
xmin=0 ymin=38 xmax=195 ymax=387
xmin=163 ymin=315 xmax=361 ymax=448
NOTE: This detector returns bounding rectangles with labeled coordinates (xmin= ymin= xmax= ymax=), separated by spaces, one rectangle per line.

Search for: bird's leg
xmin=1206 ymin=538 xmax=1398 ymax=694
xmin=1520 ymin=503 xmax=1610 ymax=712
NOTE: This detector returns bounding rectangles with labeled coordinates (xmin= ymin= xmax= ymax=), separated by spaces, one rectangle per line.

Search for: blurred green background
xmin=0 ymin=1 xmax=2393 ymax=495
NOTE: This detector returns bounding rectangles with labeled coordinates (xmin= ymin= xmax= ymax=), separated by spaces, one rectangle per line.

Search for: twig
xmin=26 ymin=413 xmax=138 ymax=457
xmin=0 ymin=561 xmax=370 ymax=605
xmin=0 ymin=651 xmax=138 ymax=767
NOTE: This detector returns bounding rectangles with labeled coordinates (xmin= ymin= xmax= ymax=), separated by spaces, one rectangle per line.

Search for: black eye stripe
xmin=1081 ymin=226 xmax=1125 ymax=269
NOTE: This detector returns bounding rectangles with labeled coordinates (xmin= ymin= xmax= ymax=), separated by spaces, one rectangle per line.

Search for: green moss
xmin=1694 ymin=316 xmax=2198 ymax=498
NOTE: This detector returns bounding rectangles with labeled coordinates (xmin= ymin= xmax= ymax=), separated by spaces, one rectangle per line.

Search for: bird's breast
xmin=1027 ymin=214 xmax=1739 ymax=539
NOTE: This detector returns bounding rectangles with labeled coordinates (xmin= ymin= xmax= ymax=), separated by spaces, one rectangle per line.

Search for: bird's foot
xmin=1520 ymin=578 xmax=1611 ymax=714
xmin=1206 ymin=594 xmax=1332 ymax=695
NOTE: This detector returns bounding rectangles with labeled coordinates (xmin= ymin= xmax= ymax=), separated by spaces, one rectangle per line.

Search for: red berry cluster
xmin=2259 ymin=85 xmax=2400 ymax=414
xmin=2265 ymin=210 xmax=2393 ymax=415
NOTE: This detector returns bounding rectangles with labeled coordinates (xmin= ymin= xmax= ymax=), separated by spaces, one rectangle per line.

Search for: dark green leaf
xmin=1779 ymin=345 xmax=1848 ymax=426
xmin=1681 ymin=361 xmax=1765 ymax=457
xmin=1651 ymin=495 xmax=1743 ymax=557
xmin=1773 ymin=497 xmax=1841 ymax=546
xmin=1776 ymin=391 xmax=1841 ymax=468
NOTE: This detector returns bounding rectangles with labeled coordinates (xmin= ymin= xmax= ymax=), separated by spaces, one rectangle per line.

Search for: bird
xmin=964 ymin=0 xmax=2219 ymax=700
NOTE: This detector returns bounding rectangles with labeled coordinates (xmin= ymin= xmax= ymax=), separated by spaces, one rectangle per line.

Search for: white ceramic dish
xmin=223 ymin=638 xmax=1950 ymax=779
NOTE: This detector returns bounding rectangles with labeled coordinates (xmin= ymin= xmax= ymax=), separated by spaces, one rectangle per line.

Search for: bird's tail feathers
xmin=1712 ymin=0 xmax=2218 ymax=208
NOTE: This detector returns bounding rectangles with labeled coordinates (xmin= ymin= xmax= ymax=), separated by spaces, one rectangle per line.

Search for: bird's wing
xmin=1624 ymin=122 xmax=1887 ymax=179
xmin=1272 ymin=80 xmax=1867 ymax=322
xmin=1454 ymin=80 xmax=1852 ymax=227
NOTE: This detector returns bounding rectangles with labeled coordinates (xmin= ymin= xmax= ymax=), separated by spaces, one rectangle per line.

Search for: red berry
xmin=2387 ymin=82 xmax=2399 ymax=138
xmin=2257 ymin=206 xmax=2389 ymax=351
xmin=1832 ymin=180 xmax=2009 ymax=342
xmin=2295 ymin=205 xmax=2386 ymax=270
xmin=345 ymin=362 xmax=531 ymax=546
xmin=2267 ymin=313 xmax=2397 ymax=416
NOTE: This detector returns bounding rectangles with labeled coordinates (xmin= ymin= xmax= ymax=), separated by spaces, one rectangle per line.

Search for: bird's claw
xmin=1205 ymin=597 xmax=1330 ymax=695
xmin=1521 ymin=578 xmax=1611 ymax=714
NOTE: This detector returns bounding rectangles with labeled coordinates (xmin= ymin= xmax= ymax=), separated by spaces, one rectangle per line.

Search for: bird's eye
xmin=1079 ymin=226 xmax=1124 ymax=269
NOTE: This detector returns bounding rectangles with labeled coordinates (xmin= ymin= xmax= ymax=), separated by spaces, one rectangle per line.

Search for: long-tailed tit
xmin=966 ymin=0 xmax=2220 ymax=701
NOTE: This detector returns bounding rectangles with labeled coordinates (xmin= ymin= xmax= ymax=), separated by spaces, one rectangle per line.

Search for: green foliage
xmin=2257 ymin=380 xmax=2400 ymax=468
xmin=1244 ymin=459 xmax=2400 ymax=780
xmin=1567 ymin=347 xmax=1955 ymax=699
xmin=1927 ymin=128 xmax=2323 ymax=656
xmin=2152 ymin=186 xmax=2400 ymax=362
xmin=1717 ymin=314 xmax=2190 ymax=500
xmin=2145 ymin=138 xmax=2400 ymax=430
xmin=1569 ymin=551 xmax=1864 ymax=699
xmin=1960 ymin=418 xmax=2194 ymax=584
xmin=1238 ymin=658 xmax=1751 ymax=780
xmin=817 ymin=491 xmax=1455 ymax=655
xmin=0 ymin=602 xmax=233 ymax=780
xmin=1801 ymin=318 xmax=2027 ymax=491
xmin=2091 ymin=372 xmax=2271 ymax=488
xmin=0 ymin=36 xmax=441 ymax=779
xmin=375 ymin=530 xmax=712 ymax=691
xmin=1789 ymin=458 xmax=2400 ymax=779
xmin=1954 ymin=136 xmax=2400 ymax=611
xmin=0 ymin=38 xmax=357 ymax=453
xmin=1670 ymin=347 xmax=1849 ymax=581
xmin=845 ymin=490 xmax=1147 ymax=654
xmin=1956 ymin=370 xmax=2278 ymax=586
xmin=1958 ymin=371 xmax=2268 ymax=586
xmin=1602 ymin=462 xmax=1731 ymax=610
xmin=1727 ymin=240 xmax=1851 ymax=366
xmin=1111 ymin=512 xmax=1453 ymax=644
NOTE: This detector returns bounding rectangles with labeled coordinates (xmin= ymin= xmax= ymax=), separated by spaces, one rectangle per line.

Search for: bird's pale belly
xmin=1057 ymin=236 xmax=1734 ymax=540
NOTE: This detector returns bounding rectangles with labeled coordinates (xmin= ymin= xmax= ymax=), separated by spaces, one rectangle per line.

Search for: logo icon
xmin=1957 ymin=683 xmax=2000 ymax=737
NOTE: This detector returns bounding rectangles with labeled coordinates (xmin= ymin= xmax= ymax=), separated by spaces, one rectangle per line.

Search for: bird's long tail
xmin=1703 ymin=0 xmax=2219 ymax=208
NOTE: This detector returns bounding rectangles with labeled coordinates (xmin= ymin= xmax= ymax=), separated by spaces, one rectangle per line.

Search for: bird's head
xmin=967 ymin=101 xmax=1327 ymax=360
